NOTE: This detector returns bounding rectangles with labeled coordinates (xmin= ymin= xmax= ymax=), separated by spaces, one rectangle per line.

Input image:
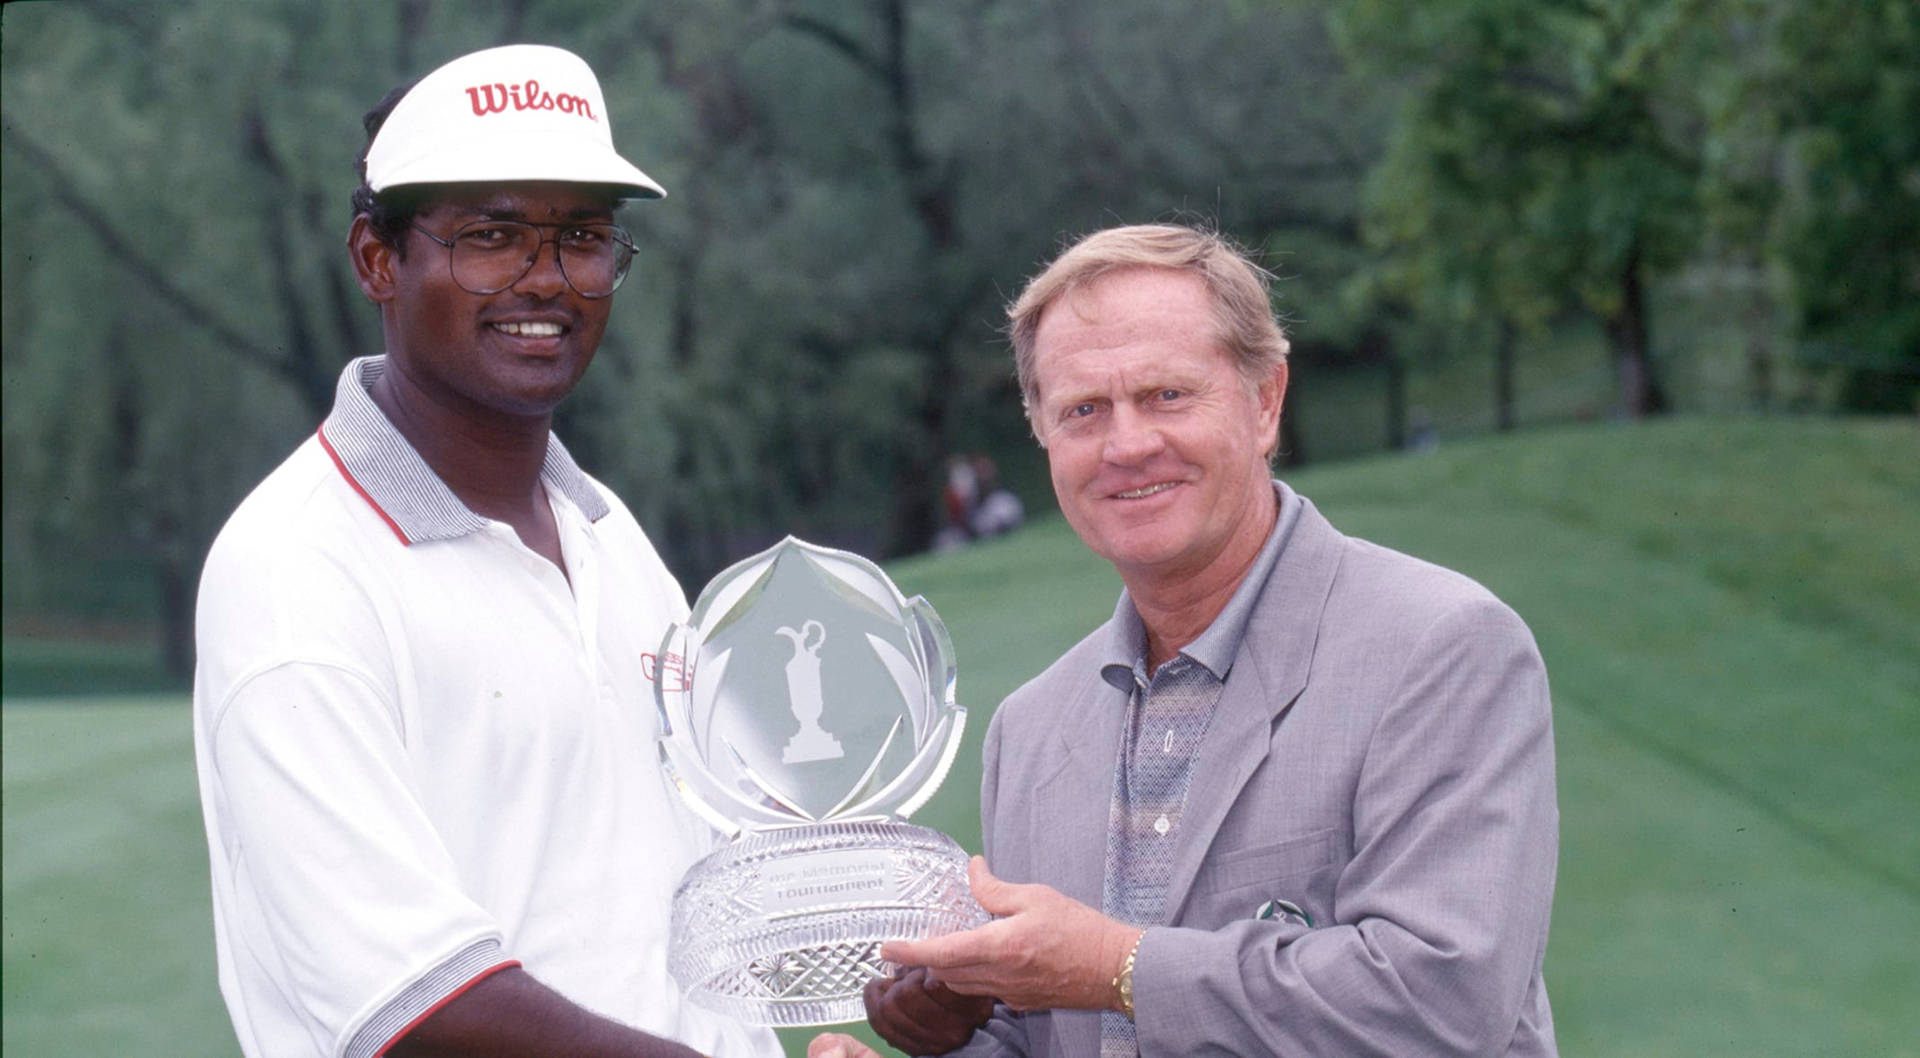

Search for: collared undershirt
xmin=1096 ymin=483 xmax=1297 ymax=1056
xmin=320 ymin=355 xmax=609 ymax=542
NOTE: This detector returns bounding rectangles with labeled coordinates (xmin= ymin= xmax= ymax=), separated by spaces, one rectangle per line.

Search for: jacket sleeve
xmin=938 ymin=703 xmax=1032 ymax=1058
xmin=1132 ymin=595 xmax=1559 ymax=1056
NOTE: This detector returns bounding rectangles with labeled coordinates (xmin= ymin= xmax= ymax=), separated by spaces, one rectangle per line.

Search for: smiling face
xmin=1031 ymin=267 xmax=1286 ymax=591
xmin=352 ymin=181 xmax=619 ymax=422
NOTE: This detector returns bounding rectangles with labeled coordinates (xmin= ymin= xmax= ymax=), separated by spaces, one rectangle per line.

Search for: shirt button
xmin=1154 ymin=815 xmax=1171 ymax=835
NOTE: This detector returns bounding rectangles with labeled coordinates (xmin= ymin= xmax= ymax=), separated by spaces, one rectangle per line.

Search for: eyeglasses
xmin=410 ymin=219 xmax=636 ymax=299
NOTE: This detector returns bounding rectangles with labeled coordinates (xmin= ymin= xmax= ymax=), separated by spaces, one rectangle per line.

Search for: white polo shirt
xmin=193 ymin=357 xmax=776 ymax=1058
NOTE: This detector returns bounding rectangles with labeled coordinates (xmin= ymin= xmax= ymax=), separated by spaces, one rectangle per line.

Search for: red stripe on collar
xmin=317 ymin=424 xmax=412 ymax=546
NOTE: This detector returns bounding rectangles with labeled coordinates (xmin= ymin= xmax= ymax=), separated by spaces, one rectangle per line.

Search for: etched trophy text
xmin=761 ymin=850 xmax=897 ymax=916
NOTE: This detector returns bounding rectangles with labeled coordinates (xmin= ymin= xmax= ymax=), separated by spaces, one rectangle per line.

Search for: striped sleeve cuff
xmin=345 ymin=938 xmax=518 ymax=1058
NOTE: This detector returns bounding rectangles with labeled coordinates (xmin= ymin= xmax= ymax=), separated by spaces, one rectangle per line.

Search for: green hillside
xmin=6 ymin=417 xmax=1917 ymax=1056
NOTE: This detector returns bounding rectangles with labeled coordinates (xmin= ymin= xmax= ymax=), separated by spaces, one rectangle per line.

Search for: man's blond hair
xmin=1008 ymin=223 xmax=1290 ymax=429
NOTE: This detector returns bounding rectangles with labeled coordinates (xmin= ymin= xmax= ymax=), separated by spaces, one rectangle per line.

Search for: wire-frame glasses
xmin=410 ymin=219 xmax=636 ymax=298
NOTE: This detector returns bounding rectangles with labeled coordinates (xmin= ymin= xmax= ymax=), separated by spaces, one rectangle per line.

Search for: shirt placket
xmin=1101 ymin=657 xmax=1218 ymax=1057
xmin=556 ymin=509 xmax=611 ymax=709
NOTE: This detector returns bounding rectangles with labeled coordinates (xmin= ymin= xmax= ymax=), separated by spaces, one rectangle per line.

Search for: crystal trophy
xmin=657 ymin=537 xmax=989 ymax=1026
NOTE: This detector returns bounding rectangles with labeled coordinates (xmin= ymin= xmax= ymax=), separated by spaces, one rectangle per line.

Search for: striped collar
xmin=316 ymin=355 xmax=609 ymax=545
xmin=1099 ymin=480 xmax=1302 ymax=690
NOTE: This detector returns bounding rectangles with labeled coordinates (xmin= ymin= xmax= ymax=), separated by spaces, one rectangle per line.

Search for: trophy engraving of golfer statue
xmin=777 ymin=620 xmax=843 ymax=764
xmin=656 ymin=536 xmax=989 ymax=1026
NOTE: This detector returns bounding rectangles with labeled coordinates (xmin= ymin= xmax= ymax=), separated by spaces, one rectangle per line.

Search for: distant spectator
xmin=935 ymin=455 xmax=981 ymax=551
xmin=935 ymin=453 xmax=1025 ymax=551
xmin=967 ymin=455 xmax=1025 ymax=539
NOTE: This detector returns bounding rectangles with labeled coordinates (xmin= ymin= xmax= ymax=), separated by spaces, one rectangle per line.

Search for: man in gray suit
xmin=815 ymin=223 xmax=1558 ymax=1057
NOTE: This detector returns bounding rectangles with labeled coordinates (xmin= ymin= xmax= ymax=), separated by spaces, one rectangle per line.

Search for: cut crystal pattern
xmin=669 ymin=820 xmax=989 ymax=1025
xmin=656 ymin=538 xmax=986 ymax=1026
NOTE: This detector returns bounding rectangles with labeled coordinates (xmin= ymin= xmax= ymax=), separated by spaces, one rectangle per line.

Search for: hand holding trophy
xmin=656 ymin=537 xmax=989 ymax=1026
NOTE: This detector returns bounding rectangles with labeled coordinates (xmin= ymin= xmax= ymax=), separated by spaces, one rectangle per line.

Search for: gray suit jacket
xmin=958 ymin=487 xmax=1558 ymax=1056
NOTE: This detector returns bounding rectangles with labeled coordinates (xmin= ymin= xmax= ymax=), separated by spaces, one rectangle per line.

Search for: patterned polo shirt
xmin=1096 ymin=483 xmax=1299 ymax=1056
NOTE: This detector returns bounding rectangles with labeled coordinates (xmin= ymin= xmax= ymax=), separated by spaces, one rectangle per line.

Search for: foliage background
xmin=3 ymin=0 xmax=1916 ymax=1055
xmin=7 ymin=0 xmax=1912 ymax=678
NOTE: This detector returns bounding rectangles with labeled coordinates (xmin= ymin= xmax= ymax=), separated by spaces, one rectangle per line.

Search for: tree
xmin=4 ymin=0 xmax=1396 ymax=675
xmin=1762 ymin=0 xmax=1920 ymax=411
xmin=560 ymin=0 xmax=1384 ymax=568
xmin=1 ymin=1 xmax=526 ymax=673
xmin=1339 ymin=0 xmax=1715 ymax=419
xmin=4 ymin=3 xmax=381 ymax=673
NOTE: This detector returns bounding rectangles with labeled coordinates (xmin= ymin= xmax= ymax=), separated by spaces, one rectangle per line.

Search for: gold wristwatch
xmin=1114 ymin=930 xmax=1144 ymax=1020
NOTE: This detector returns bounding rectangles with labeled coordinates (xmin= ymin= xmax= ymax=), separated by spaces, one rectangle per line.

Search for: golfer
xmin=193 ymin=44 xmax=778 ymax=1057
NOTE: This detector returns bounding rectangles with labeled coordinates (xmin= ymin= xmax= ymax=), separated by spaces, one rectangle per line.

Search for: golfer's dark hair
xmin=350 ymin=77 xmax=424 ymax=255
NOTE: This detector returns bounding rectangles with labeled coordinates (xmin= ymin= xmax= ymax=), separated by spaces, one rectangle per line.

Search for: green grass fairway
xmin=6 ymin=416 xmax=1917 ymax=1057
xmin=2 ymin=696 xmax=229 ymax=1054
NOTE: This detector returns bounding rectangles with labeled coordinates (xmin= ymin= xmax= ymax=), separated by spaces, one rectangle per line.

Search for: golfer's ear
xmin=348 ymin=215 xmax=398 ymax=303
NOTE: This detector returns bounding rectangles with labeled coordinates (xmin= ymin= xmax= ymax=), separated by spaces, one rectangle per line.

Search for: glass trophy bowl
xmin=656 ymin=537 xmax=989 ymax=1026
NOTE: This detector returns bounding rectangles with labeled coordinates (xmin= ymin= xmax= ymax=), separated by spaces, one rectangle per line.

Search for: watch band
xmin=1114 ymin=929 xmax=1144 ymax=1021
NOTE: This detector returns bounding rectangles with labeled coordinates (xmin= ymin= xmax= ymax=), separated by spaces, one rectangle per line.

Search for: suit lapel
xmin=1030 ymin=663 xmax=1128 ymax=907
xmin=1013 ymin=638 xmax=1126 ymax=1058
xmin=1162 ymin=496 xmax=1345 ymax=921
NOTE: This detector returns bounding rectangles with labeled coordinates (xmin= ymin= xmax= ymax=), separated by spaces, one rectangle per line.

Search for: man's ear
xmin=347 ymin=215 xmax=398 ymax=303
xmin=1256 ymin=361 xmax=1288 ymax=452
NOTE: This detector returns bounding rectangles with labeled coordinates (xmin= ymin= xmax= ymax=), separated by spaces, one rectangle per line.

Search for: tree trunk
xmin=395 ymin=0 xmax=430 ymax=74
xmin=864 ymin=0 xmax=959 ymax=557
xmin=159 ymin=551 xmax=196 ymax=682
xmin=1385 ymin=355 xmax=1406 ymax=451
xmin=1603 ymin=240 xmax=1669 ymax=417
xmin=1494 ymin=318 xmax=1517 ymax=432
xmin=1747 ymin=329 xmax=1774 ymax=412
xmin=889 ymin=382 xmax=949 ymax=558
xmin=1281 ymin=415 xmax=1308 ymax=467
xmin=1742 ymin=257 xmax=1774 ymax=411
xmin=243 ymin=103 xmax=337 ymax=417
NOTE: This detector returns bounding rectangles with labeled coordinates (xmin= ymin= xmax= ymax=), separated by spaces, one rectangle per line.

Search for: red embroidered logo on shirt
xmin=643 ymin=651 xmax=694 ymax=691
xmin=464 ymin=79 xmax=596 ymax=120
